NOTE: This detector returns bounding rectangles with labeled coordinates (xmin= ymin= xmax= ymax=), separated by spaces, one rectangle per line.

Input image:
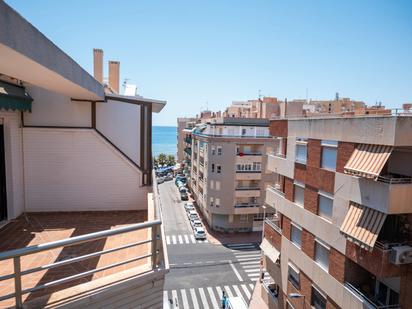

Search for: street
xmin=159 ymin=181 xmax=263 ymax=309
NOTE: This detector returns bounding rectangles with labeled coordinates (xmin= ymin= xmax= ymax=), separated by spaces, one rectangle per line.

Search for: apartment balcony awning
xmin=340 ymin=202 xmax=386 ymax=251
xmin=260 ymin=238 xmax=280 ymax=264
xmin=344 ymin=144 xmax=393 ymax=180
xmin=0 ymin=81 xmax=32 ymax=112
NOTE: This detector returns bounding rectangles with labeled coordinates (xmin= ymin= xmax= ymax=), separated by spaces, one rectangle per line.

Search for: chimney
xmin=93 ymin=49 xmax=103 ymax=83
xmin=108 ymin=61 xmax=120 ymax=93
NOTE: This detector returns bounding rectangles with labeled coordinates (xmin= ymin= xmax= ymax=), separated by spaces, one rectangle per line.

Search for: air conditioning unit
xmin=389 ymin=246 xmax=412 ymax=265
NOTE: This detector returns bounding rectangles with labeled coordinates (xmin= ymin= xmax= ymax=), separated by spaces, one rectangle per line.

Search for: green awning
xmin=0 ymin=81 xmax=32 ymax=112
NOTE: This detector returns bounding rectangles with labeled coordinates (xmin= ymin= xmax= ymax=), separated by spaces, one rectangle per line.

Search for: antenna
xmin=258 ymin=89 xmax=262 ymax=100
xmin=306 ymin=88 xmax=308 ymax=103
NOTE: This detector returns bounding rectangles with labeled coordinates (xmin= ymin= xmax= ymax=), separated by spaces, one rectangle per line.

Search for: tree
xmin=157 ymin=153 xmax=167 ymax=166
xmin=167 ymin=154 xmax=176 ymax=166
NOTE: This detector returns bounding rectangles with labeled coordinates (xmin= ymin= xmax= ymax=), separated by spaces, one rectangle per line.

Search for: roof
xmin=0 ymin=1 xmax=104 ymax=100
xmin=105 ymin=93 xmax=166 ymax=113
xmin=340 ymin=202 xmax=386 ymax=251
xmin=344 ymin=144 xmax=393 ymax=180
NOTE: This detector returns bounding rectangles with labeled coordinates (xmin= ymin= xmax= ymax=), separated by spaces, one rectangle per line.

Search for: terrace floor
xmin=0 ymin=211 xmax=149 ymax=308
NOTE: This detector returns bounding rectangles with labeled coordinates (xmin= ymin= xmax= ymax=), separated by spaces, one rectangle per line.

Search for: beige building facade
xmin=190 ymin=118 xmax=275 ymax=232
xmin=250 ymin=113 xmax=412 ymax=309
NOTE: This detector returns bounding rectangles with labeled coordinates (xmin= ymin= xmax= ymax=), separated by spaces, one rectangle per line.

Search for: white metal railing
xmin=268 ymin=185 xmax=285 ymax=197
xmin=344 ymin=282 xmax=400 ymax=309
xmin=269 ymin=151 xmax=286 ymax=159
xmin=265 ymin=218 xmax=282 ymax=234
xmin=262 ymin=279 xmax=279 ymax=303
xmin=377 ymin=175 xmax=412 ymax=184
xmin=0 ymin=170 xmax=167 ymax=308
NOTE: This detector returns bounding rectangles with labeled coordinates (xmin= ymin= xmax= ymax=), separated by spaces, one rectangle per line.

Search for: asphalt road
xmin=159 ymin=181 xmax=264 ymax=309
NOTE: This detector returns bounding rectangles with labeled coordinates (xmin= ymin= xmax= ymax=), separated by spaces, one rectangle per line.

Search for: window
xmin=288 ymin=262 xmax=300 ymax=289
xmin=311 ymin=286 xmax=327 ymax=309
xmin=211 ymin=164 xmax=215 ymax=173
xmin=215 ymin=181 xmax=221 ymax=190
xmin=321 ymin=140 xmax=338 ymax=170
xmin=314 ymin=239 xmax=330 ymax=271
xmin=240 ymin=214 xmax=248 ymax=222
xmin=290 ymin=223 xmax=302 ymax=248
xmin=295 ymin=138 xmax=307 ymax=164
xmin=217 ymin=146 xmax=222 ymax=155
xmin=318 ymin=191 xmax=333 ymax=221
xmin=217 ymin=165 xmax=222 ymax=173
xmin=215 ymin=198 xmax=220 ymax=207
xmin=293 ymin=182 xmax=305 ymax=207
xmin=211 ymin=146 xmax=216 ymax=155
xmin=210 ymin=180 xmax=214 ymax=189
xmin=241 ymin=128 xmax=247 ymax=135
xmin=210 ymin=197 xmax=214 ymax=207
xmin=252 ymin=162 xmax=261 ymax=171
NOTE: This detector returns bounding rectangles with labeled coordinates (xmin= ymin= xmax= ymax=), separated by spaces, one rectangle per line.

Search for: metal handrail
xmin=265 ymin=218 xmax=282 ymax=234
xmin=377 ymin=175 xmax=412 ymax=184
xmin=268 ymin=185 xmax=285 ymax=197
xmin=0 ymin=170 xmax=167 ymax=308
xmin=344 ymin=282 xmax=400 ymax=309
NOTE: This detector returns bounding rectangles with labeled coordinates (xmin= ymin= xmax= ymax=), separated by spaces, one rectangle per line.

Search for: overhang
xmin=0 ymin=1 xmax=104 ymax=100
xmin=260 ymin=238 xmax=280 ymax=264
xmin=0 ymin=80 xmax=32 ymax=111
xmin=105 ymin=93 xmax=166 ymax=113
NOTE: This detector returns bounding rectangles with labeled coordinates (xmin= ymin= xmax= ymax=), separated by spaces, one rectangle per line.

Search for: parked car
xmin=157 ymin=177 xmax=165 ymax=184
xmin=164 ymin=173 xmax=173 ymax=181
xmin=184 ymin=202 xmax=194 ymax=211
xmin=176 ymin=180 xmax=185 ymax=187
xmin=191 ymin=219 xmax=202 ymax=229
xmin=193 ymin=227 xmax=206 ymax=240
xmin=180 ymin=191 xmax=188 ymax=201
xmin=187 ymin=210 xmax=198 ymax=220
xmin=179 ymin=187 xmax=188 ymax=194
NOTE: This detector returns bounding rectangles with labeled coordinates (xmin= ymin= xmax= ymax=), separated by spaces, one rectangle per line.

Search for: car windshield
xmin=196 ymin=230 xmax=205 ymax=234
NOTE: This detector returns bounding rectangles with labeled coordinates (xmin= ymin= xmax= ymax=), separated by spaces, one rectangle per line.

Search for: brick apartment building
xmin=250 ymin=113 xmax=412 ymax=309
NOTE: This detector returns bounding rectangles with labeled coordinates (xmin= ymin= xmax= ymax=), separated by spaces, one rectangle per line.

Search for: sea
xmin=152 ymin=126 xmax=177 ymax=157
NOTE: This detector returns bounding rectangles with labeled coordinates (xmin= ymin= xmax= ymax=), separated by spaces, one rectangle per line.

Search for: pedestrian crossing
xmin=228 ymin=243 xmax=268 ymax=282
xmin=166 ymin=234 xmax=209 ymax=245
xmin=164 ymin=283 xmax=255 ymax=309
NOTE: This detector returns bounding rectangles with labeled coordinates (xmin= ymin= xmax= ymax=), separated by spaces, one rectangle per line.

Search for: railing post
xmin=13 ymin=256 xmax=22 ymax=308
xmin=151 ymin=224 xmax=159 ymax=269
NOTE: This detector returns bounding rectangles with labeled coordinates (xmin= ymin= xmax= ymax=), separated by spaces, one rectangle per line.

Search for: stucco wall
xmin=23 ymin=128 xmax=147 ymax=212
xmin=24 ymin=85 xmax=92 ymax=127
xmin=96 ymin=100 xmax=141 ymax=166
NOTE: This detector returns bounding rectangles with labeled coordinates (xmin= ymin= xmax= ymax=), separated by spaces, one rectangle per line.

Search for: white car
xmin=156 ymin=177 xmax=164 ymax=184
xmin=184 ymin=203 xmax=195 ymax=212
xmin=187 ymin=210 xmax=198 ymax=221
xmin=191 ymin=219 xmax=202 ymax=229
xmin=193 ymin=227 xmax=206 ymax=240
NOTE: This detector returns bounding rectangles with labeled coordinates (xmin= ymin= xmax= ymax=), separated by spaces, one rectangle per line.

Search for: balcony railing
xmin=265 ymin=217 xmax=282 ymax=234
xmin=236 ymin=152 xmax=262 ymax=156
xmin=234 ymin=203 xmax=260 ymax=208
xmin=269 ymin=151 xmax=286 ymax=159
xmin=235 ymin=186 xmax=260 ymax=191
xmin=268 ymin=185 xmax=285 ymax=197
xmin=184 ymin=137 xmax=192 ymax=144
xmin=377 ymin=175 xmax=412 ymax=184
xmin=345 ymin=282 xmax=400 ymax=309
xmin=0 ymin=170 xmax=168 ymax=308
xmin=235 ymin=170 xmax=261 ymax=173
xmin=262 ymin=279 xmax=279 ymax=303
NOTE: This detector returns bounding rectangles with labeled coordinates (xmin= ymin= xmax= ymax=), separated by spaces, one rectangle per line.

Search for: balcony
xmin=184 ymin=136 xmax=192 ymax=144
xmin=262 ymin=279 xmax=280 ymax=306
xmin=235 ymin=170 xmax=262 ymax=181
xmin=345 ymin=282 xmax=400 ymax=309
xmin=267 ymin=153 xmax=294 ymax=179
xmin=335 ymin=173 xmax=412 ymax=214
xmin=184 ymin=147 xmax=191 ymax=156
xmin=235 ymin=186 xmax=261 ymax=198
xmin=0 ymin=171 xmax=168 ymax=308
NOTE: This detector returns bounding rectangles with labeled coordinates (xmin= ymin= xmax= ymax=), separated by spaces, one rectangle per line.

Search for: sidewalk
xmin=248 ymin=280 xmax=267 ymax=309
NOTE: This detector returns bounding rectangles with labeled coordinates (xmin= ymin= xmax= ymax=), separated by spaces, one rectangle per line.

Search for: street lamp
xmin=289 ymin=293 xmax=305 ymax=308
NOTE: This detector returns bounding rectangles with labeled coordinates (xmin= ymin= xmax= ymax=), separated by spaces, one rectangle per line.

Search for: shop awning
xmin=344 ymin=144 xmax=393 ymax=180
xmin=260 ymin=238 xmax=280 ymax=264
xmin=0 ymin=81 xmax=32 ymax=112
xmin=340 ymin=202 xmax=386 ymax=251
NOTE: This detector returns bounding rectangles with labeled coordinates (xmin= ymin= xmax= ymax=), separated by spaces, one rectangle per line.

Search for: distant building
xmin=190 ymin=118 xmax=276 ymax=232
xmin=250 ymin=111 xmax=412 ymax=309
xmin=177 ymin=117 xmax=197 ymax=163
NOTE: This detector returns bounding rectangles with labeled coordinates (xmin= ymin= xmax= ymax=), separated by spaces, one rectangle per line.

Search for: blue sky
xmin=6 ymin=0 xmax=412 ymax=126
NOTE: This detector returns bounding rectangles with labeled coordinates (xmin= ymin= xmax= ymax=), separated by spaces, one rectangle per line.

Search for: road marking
xmin=198 ymin=288 xmax=210 ymax=309
xmin=163 ymin=290 xmax=169 ymax=307
xmin=207 ymin=287 xmax=219 ymax=309
xmin=243 ymin=264 xmax=260 ymax=268
xmin=190 ymin=288 xmax=200 ymax=309
xmin=233 ymin=285 xmax=246 ymax=303
xmin=172 ymin=235 xmax=177 ymax=245
xmin=249 ymin=283 xmax=255 ymax=290
xmin=224 ymin=285 xmax=234 ymax=298
xmin=205 ymin=261 xmax=213 ymax=263
xmin=178 ymin=235 xmax=183 ymax=244
xmin=183 ymin=262 xmax=192 ymax=265
xmin=190 ymin=235 xmax=196 ymax=243
xmin=240 ymin=260 xmax=260 ymax=265
xmin=248 ymin=272 xmax=260 ymax=277
xmin=166 ymin=235 xmax=171 ymax=245
xmin=237 ymin=257 xmax=260 ymax=262
xmin=181 ymin=289 xmax=189 ymax=309
xmin=241 ymin=284 xmax=251 ymax=299
xmin=215 ymin=286 xmax=223 ymax=301
xmin=234 ymin=253 xmax=261 ymax=258
xmin=245 ymin=269 xmax=260 ymax=273
xmin=171 ymin=290 xmax=179 ymax=308
xmin=229 ymin=261 xmax=243 ymax=281
xmin=184 ymin=234 xmax=190 ymax=244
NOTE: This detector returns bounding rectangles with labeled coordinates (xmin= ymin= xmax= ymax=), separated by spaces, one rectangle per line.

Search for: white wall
xmin=23 ymin=128 xmax=147 ymax=212
xmin=96 ymin=100 xmax=141 ymax=166
xmin=24 ymin=84 xmax=92 ymax=127
xmin=0 ymin=111 xmax=25 ymax=219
